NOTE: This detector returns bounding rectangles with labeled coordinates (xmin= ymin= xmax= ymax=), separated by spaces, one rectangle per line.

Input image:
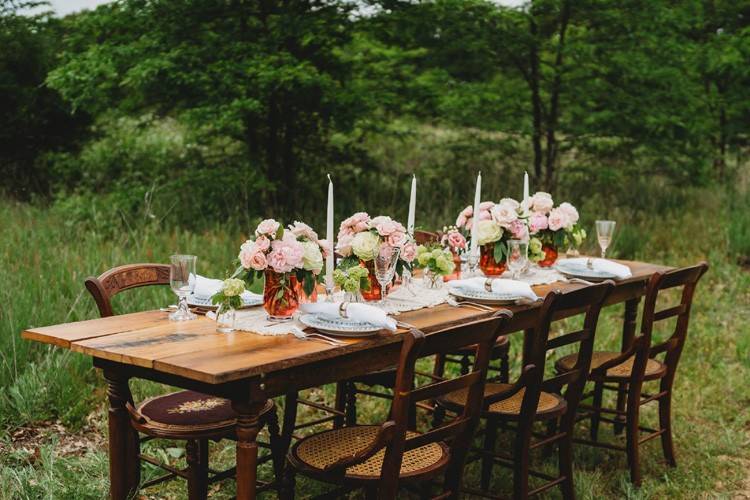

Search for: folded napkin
xmin=191 ymin=275 xmax=261 ymax=302
xmin=299 ymin=302 xmax=398 ymax=331
xmin=449 ymin=278 xmax=539 ymax=301
xmin=564 ymin=258 xmax=632 ymax=279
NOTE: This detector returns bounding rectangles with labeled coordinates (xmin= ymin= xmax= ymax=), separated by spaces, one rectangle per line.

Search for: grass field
xmin=1 ymin=188 xmax=749 ymax=499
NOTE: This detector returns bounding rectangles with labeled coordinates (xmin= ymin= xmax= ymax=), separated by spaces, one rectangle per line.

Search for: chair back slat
xmin=546 ymin=328 xmax=591 ymax=350
xmin=85 ymin=263 xmax=171 ymax=318
xmin=653 ymin=304 xmax=687 ymax=322
xmin=404 ymin=420 xmax=467 ymax=452
xmin=409 ymin=372 xmax=482 ymax=404
xmin=541 ymin=371 xmax=579 ymax=393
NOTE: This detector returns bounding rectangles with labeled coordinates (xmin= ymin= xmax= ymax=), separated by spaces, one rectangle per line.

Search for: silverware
xmin=567 ymin=277 xmax=598 ymax=286
xmin=290 ymin=328 xmax=345 ymax=346
xmin=446 ymin=297 xmax=494 ymax=312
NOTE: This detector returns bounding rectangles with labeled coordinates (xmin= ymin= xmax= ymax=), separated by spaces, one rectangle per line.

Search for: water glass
xmin=169 ymin=254 xmax=197 ymax=321
xmin=595 ymin=220 xmax=616 ymax=259
xmin=506 ymin=239 xmax=528 ymax=280
xmin=374 ymin=245 xmax=400 ymax=304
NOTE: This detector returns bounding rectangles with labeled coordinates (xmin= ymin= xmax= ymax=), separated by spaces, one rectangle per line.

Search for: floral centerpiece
xmin=235 ymin=219 xmax=327 ymax=319
xmin=525 ymin=192 xmax=586 ymax=267
xmin=415 ymin=245 xmax=456 ymax=288
xmin=332 ymin=264 xmax=370 ymax=302
xmin=211 ymin=278 xmax=245 ymax=332
xmin=440 ymin=226 xmax=466 ymax=280
xmin=457 ymin=198 xmax=527 ymax=276
xmin=335 ymin=212 xmax=417 ymax=301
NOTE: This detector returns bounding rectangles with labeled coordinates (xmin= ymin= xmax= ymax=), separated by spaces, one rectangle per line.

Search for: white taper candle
xmin=325 ymin=174 xmax=334 ymax=288
xmin=523 ymin=170 xmax=530 ymax=207
xmin=470 ymin=171 xmax=482 ymax=256
xmin=407 ymin=174 xmax=416 ymax=235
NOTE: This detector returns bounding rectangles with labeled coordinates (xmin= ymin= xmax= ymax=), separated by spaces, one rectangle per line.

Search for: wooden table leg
xmin=615 ymin=298 xmax=640 ymax=434
xmin=103 ymin=369 xmax=140 ymax=500
xmin=233 ymin=399 xmax=266 ymax=500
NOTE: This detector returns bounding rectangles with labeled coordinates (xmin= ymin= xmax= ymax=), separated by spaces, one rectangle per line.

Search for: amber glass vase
xmin=443 ymin=250 xmax=462 ymax=282
xmin=359 ymin=259 xmax=389 ymax=301
xmin=295 ymin=279 xmax=318 ymax=304
xmin=263 ymin=270 xmax=300 ymax=319
xmin=538 ymin=245 xmax=559 ymax=268
xmin=479 ymin=243 xmax=507 ymax=276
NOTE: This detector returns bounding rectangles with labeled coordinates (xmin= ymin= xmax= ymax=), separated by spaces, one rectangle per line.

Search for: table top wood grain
xmin=22 ymin=259 xmax=670 ymax=385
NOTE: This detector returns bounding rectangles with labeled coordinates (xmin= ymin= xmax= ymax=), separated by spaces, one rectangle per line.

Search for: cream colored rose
xmin=530 ymin=192 xmax=554 ymax=214
xmin=301 ymin=240 xmax=324 ymax=274
xmin=351 ymin=231 xmax=380 ymax=261
xmin=476 ymin=220 xmax=503 ymax=245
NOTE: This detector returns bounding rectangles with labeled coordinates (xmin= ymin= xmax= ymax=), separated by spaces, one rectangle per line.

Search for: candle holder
xmin=400 ymin=268 xmax=417 ymax=296
xmin=324 ymin=285 xmax=335 ymax=302
xmin=466 ymin=251 xmax=480 ymax=277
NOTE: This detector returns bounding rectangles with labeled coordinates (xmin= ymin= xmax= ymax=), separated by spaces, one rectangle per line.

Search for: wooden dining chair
xmin=554 ymin=262 xmax=708 ymax=485
xmin=437 ymin=281 xmax=614 ymax=498
xmin=283 ymin=310 xmax=513 ymax=499
xmin=414 ymin=229 xmax=440 ymax=245
xmin=85 ymin=263 xmax=284 ymax=498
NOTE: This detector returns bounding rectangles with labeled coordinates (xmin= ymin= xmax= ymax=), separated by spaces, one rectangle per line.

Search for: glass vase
xmin=479 ymin=243 xmax=507 ymax=276
xmin=423 ymin=269 xmax=444 ymax=289
xmin=360 ymin=259 xmax=387 ymax=302
xmin=263 ymin=270 xmax=299 ymax=320
xmin=343 ymin=290 xmax=364 ymax=303
xmin=443 ymin=250 xmax=462 ymax=282
xmin=538 ymin=245 xmax=559 ymax=268
xmin=295 ymin=279 xmax=319 ymax=304
xmin=215 ymin=303 xmax=236 ymax=333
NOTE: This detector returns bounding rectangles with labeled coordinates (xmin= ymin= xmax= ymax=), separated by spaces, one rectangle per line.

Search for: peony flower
xmin=372 ymin=216 xmax=399 ymax=237
xmin=339 ymin=212 xmax=370 ymax=237
xmin=557 ymin=202 xmax=579 ymax=228
xmin=446 ymin=231 xmax=467 ymax=250
xmin=387 ymin=230 xmax=406 ymax=248
xmin=317 ymin=238 xmax=331 ymax=259
xmin=351 ymin=231 xmax=380 ymax=261
xmin=289 ymin=221 xmax=318 ymax=242
xmin=401 ymin=241 xmax=417 ymax=262
xmin=254 ymin=235 xmax=270 ymax=251
xmin=547 ymin=207 xmax=569 ymax=231
xmin=528 ymin=213 xmax=548 ymax=234
xmin=336 ymin=233 xmax=354 ymax=257
xmin=221 ymin=278 xmax=246 ymax=297
xmin=256 ymin=219 xmax=281 ymax=238
xmin=530 ymin=192 xmax=554 ymax=214
xmin=267 ymin=237 xmax=305 ymax=273
xmin=476 ymin=219 xmax=503 ymax=245
xmin=491 ymin=201 xmax=519 ymax=229
xmin=301 ymin=240 xmax=324 ymax=274
xmin=499 ymin=198 xmax=520 ymax=211
xmin=456 ymin=205 xmax=473 ymax=228
xmin=509 ymin=219 xmax=528 ymax=240
xmin=244 ymin=248 xmax=268 ymax=271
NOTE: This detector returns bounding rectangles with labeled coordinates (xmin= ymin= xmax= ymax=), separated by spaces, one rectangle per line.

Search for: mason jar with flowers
xmin=333 ymin=264 xmax=370 ymax=302
xmin=415 ymin=245 xmax=456 ymax=289
xmin=335 ymin=213 xmax=417 ymax=301
xmin=525 ymin=192 xmax=586 ymax=267
xmin=440 ymin=226 xmax=466 ymax=281
xmin=211 ymin=278 xmax=245 ymax=333
xmin=235 ymin=219 xmax=327 ymax=320
xmin=470 ymin=198 xmax=527 ymax=276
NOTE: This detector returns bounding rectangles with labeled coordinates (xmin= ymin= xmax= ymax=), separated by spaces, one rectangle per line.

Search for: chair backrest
xmin=414 ymin=230 xmax=439 ymax=246
xmin=85 ymin=263 xmax=171 ymax=317
xmin=323 ymin=310 xmax=512 ymax=494
xmin=489 ymin=281 xmax=614 ymax=429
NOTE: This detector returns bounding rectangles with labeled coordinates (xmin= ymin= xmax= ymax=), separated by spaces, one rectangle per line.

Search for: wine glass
xmin=506 ymin=239 xmax=528 ymax=280
xmin=169 ymin=254 xmax=197 ymax=321
xmin=374 ymin=245 xmax=401 ymax=304
xmin=595 ymin=220 xmax=616 ymax=259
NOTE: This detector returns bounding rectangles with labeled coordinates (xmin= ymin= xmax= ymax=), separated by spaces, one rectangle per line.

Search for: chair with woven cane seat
xmin=283 ymin=310 xmax=513 ymax=499
xmin=437 ymin=281 xmax=614 ymax=499
xmin=85 ymin=263 xmax=283 ymax=498
xmin=554 ymin=262 xmax=708 ymax=485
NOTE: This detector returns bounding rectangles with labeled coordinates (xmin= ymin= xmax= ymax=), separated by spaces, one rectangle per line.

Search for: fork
xmin=446 ymin=297 xmax=495 ymax=312
xmin=290 ymin=328 xmax=345 ymax=346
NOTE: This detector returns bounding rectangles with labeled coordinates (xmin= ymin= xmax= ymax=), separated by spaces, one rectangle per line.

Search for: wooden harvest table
xmin=21 ymin=259 xmax=669 ymax=499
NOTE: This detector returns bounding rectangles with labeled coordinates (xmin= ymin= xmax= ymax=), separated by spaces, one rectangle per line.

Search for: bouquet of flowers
xmin=333 ymin=265 xmax=370 ymax=295
xmin=236 ymin=219 xmax=328 ymax=297
xmin=335 ymin=213 xmax=417 ymax=274
xmin=525 ymin=192 xmax=586 ymax=265
xmin=211 ymin=278 xmax=246 ymax=310
xmin=455 ymin=201 xmax=495 ymax=235
xmin=415 ymin=245 xmax=456 ymax=276
xmin=440 ymin=226 xmax=467 ymax=254
xmin=476 ymin=198 xmax=528 ymax=262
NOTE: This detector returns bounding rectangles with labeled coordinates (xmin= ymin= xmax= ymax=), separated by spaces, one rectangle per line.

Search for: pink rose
xmin=547 ymin=208 xmax=569 ymax=231
xmin=247 ymin=249 xmax=268 ymax=271
xmin=268 ymin=238 xmax=305 ymax=273
xmin=479 ymin=201 xmax=495 ymax=211
xmin=255 ymin=235 xmax=270 ymax=251
xmin=509 ymin=219 xmax=528 ymax=240
xmin=447 ymin=231 xmax=467 ymax=250
xmin=318 ymin=238 xmax=331 ymax=259
xmin=374 ymin=218 xmax=399 ymax=237
xmin=557 ymin=202 xmax=579 ymax=227
xmin=335 ymin=233 xmax=354 ymax=257
xmin=491 ymin=201 xmax=518 ymax=229
xmin=529 ymin=213 xmax=548 ymax=234
xmin=401 ymin=242 xmax=417 ymax=263
xmin=288 ymin=221 xmax=318 ymax=242
xmin=387 ymin=230 xmax=406 ymax=247
xmin=340 ymin=212 xmax=371 ymax=235
xmin=456 ymin=205 xmax=473 ymax=228
xmin=256 ymin=219 xmax=280 ymax=237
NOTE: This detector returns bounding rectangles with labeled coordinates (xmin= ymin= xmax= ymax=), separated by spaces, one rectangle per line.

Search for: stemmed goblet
xmin=506 ymin=239 xmax=528 ymax=280
xmin=374 ymin=245 xmax=401 ymax=305
xmin=169 ymin=254 xmax=197 ymax=321
xmin=595 ymin=220 xmax=616 ymax=259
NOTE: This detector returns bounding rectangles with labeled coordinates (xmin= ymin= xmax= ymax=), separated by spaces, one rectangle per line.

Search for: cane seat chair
xmin=437 ymin=281 xmax=614 ymax=498
xmin=284 ymin=310 xmax=513 ymax=499
xmin=85 ymin=264 xmax=283 ymax=497
xmin=554 ymin=262 xmax=708 ymax=485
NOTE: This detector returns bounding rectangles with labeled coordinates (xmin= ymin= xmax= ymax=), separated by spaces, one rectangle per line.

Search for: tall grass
xmin=1 ymin=186 xmax=749 ymax=499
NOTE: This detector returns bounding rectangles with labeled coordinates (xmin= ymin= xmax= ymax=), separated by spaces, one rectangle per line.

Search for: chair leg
xmin=281 ymin=463 xmax=296 ymax=500
xmin=658 ymin=391 xmax=677 ymax=467
xmin=513 ymin=422 xmax=533 ymax=499
xmin=590 ymin=380 xmax=604 ymax=442
xmin=432 ymin=404 xmax=446 ymax=428
xmin=625 ymin=387 xmax=642 ymax=486
xmin=186 ymin=439 xmax=208 ymax=500
xmin=558 ymin=433 xmax=575 ymax=500
xmin=614 ymin=382 xmax=628 ymax=435
xmin=345 ymin=382 xmax=358 ymax=426
xmin=481 ymin=416 xmax=499 ymax=491
xmin=264 ymin=407 xmax=285 ymax=492
xmin=499 ymin=345 xmax=510 ymax=384
xmin=334 ymin=381 xmax=347 ymax=428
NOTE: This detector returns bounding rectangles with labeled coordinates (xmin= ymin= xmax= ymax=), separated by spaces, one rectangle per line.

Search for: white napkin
xmin=449 ymin=277 xmax=539 ymax=301
xmin=191 ymin=275 xmax=261 ymax=302
xmin=565 ymin=258 xmax=632 ymax=279
xmin=299 ymin=302 xmax=398 ymax=331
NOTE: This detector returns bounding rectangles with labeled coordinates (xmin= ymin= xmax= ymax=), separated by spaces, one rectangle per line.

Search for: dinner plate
xmin=299 ymin=314 xmax=383 ymax=337
xmin=555 ymin=260 xmax=619 ymax=281
xmin=187 ymin=294 xmax=263 ymax=310
xmin=448 ymin=287 xmax=524 ymax=305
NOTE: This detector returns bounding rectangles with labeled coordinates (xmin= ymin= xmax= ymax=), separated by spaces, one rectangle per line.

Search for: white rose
xmin=530 ymin=192 xmax=554 ymax=214
xmin=557 ymin=202 xmax=579 ymax=227
xmin=351 ymin=231 xmax=380 ymax=261
xmin=476 ymin=220 xmax=503 ymax=245
xmin=491 ymin=201 xmax=518 ymax=229
xmin=499 ymin=198 xmax=520 ymax=210
xmin=547 ymin=208 xmax=569 ymax=231
xmin=301 ymin=240 xmax=324 ymax=274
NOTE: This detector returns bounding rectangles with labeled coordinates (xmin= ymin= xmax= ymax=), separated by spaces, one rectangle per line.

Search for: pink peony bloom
xmin=401 ymin=241 xmax=417 ymax=262
xmin=479 ymin=201 xmax=495 ymax=211
xmin=509 ymin=219 xmax=528 ymax=240
xmin=318 ymin=238 xmax=331 ymax=259
xmin=547 ymin=208 xmax=569 ymax=231
xmin=446 ymin=231 xmax=467 ymax=250
xmin=267 ymin=238 xmax=305 ymax=273
xmin=247 ymin=249 xmax=268 ymax=271
xmin=373 ymin=217 xmax=399 ymax=236
xmin=335 ymin=233 xmax=354 ymax=257
xmin=529 ymin=213 xmax=548 ymax=234
xmin=491 ymin=202 xmax=518 ymax=229
xmin=530 ymin=192 xmax=554 ymax=214
xmin=256 ymin=219 xmax=280 ymax=237
xmin=255 ymin=235 xmax=270 ymax=251
xmin=288 ymin=221 xmax=318 ymax=242
xmin=557 ymin=202 xmax=579 ymax=227
xmin=387 ymin=230 xmax=406 ymax=248
xmin=456 ymin=205 xmax=473 ymax=228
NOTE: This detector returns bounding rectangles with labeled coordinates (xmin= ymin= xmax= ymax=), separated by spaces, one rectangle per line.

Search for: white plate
xmin=555 ymin=260 xmax=619 ymax=281
xmin=448 ymin=287 xmax=524 ymax=305
xmin=187 ymin=294 xmax=263 ymax=310
xmin=299 ymin=314 xmax=383 ymax=337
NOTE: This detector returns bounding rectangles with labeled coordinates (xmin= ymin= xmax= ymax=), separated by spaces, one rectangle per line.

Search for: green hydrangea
xmin=222 ymin=278 xmax=246 ymax=297
xmin=333 ymin=264 xmax=370 ymax=293
xmin=415 ymin=244 xmax=455 ymax=276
